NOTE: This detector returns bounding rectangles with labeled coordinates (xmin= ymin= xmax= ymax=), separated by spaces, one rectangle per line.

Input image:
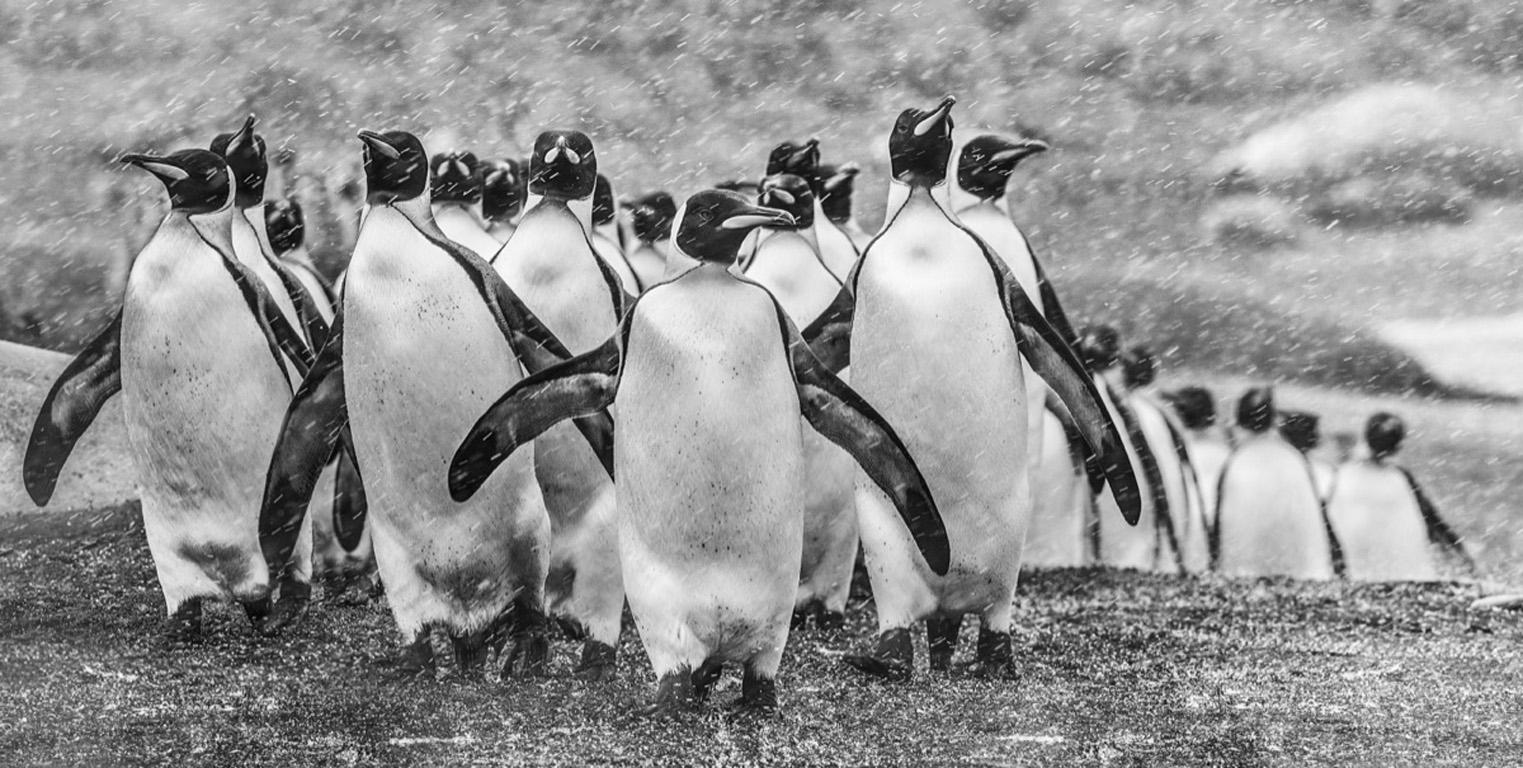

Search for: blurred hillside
xmin=2 ymin=0 xmax=1521 ymax=395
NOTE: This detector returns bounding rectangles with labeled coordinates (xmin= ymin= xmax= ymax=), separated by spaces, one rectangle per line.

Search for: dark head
xmin=758 ymin=173 xmax=814 ymax=230
xmin=529 ymin=130 xmax=597 ymax=200
xmin=592 ymin=174 xmax=616 ymax=227
xmin=480 ymin=159 xmax=525 ymax=222
xmin=209 ymin=114 xmax=266 ymax=208
xmin=890 ymin=95 xmax=956 ymax=187
xmin=1279 ymin=410 xmax=1321 ymax=453
xmin=1168 ymin=386 xmax=1216 ymax=430
xmin=358 ymin=130 xmax=428 ymax=204
xmin=716 ymin=179 xmax=761 ymax=197
xmin=627 ymin=192 xmax=677 ymax=243
xmin=674 ymin=189 xmax=794 ymax=266
xmin=957 ymin=133 xmax=1050 ymax=202
xmin=429 ymin=151 xmax=482 ymax=204
xmin=264 ymin=197 xmax=305 ymax=255
xmin=766 ymin=138 xmax=822 ymax=192
xmin=819 ymin=163 xmax=859 ymax=224
xmin=1076 ymin=324 xmax=1121 ymax=373
xmin=1237 ymin=387 xmax=1275 ymax=433
xmin=1121 ymin=345 xmax=1157 ymax=389
xmin=1365 ymin=412 xmax=1406 ymax=460
xmin=121 ymin=149 xmax=233 ymax=214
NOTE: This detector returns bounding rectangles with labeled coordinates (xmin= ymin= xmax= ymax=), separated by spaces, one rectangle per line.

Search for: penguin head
xmin=592 ymin=174 xmax=616 ymax=227
xmin=358 ymin=130 xmax=428 ymax=204
xmin=1167 ymin=386 xmax=1217 ymax=430
xmin=480 ymin=159 xmax=525 ymax=223
xmin=1364 ymin=411 xmax=1406 ymax=460
xmin=758 ymin=173 xmax=815 ymax=230
xmin=1279 ymin=410 xmax=1321 ymax=453
xmin=209 ymin=114 xmax=267 ymax=209
xmin=818 ymin=162 xmax=859 ymax=224
xmin=766 ymin=138 xmax=822 ymax=194
xmin=429 ymin=151 xmax=482 ymax=204
xmin=530 ymin=130 xmax=597 ymax=200
xmin=1075 ymin=324 xmax=1121 ymax=373
xmin=264 ymin=197 xmax=305 ymax=255
xmin=890 ymin=95 xmax=957 ymax=187
xmin=1236 ymin=387 xmax=1276 ymax=433
xmin=626 ymin=191 xmax=678 ymax=243
xmin=674 ymin=189 xmax=795 ymax=266
xmin=121 ymin=149 xmax=233 ymax=215
xmin=957 ymin=133 xmax=1050 ymax=202
xmin=1121 ymin=345 xmax=1157 ymax=389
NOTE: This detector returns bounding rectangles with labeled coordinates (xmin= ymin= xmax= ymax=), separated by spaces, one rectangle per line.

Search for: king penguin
xmin=591 ymin=173 xmax=641 ymax=294
xmin=623 ymin=191 xmax=677 ymax=288
xmin=1165 ymin=385 xmax=1231 ymax=534
xmin=742 ymin=173 xmax=858 ymax=630
xmin=1326 ymin=413 xmax=1476 ymax=581
xmin=25 ymin=149 xmax=316 ymax=638
xmin=430 ymin=151 xmax=500 ymax=260
xmin=803 ymin=96 xmax=1142 ymax=679
xmin=1213 ymin=387 xmax=1337 ymax=579
xmin=1121 ymin=346 xmax=1208 ymax=573
xmin=766 ymin=139 xmax=860 ymax=278
xmin=1280 ymin=410 xmax=1336 ymax=502
xmin=481 ymin=158 xmax=525 ymax=243
xmin=257 ymin=130 xmax=612 ymax=675
xmin=488 ymin=130 xmax=632 ymax=680
xmin=818 ymin=163 xmax=872 ymax=250
xmin=449 ymin=189 xmax=948 ymax=714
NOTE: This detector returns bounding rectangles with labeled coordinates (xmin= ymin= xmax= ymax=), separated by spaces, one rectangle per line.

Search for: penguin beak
xmin=914 ymin=95 xmax=957 ymax=137
xmin=990 ymin=139 xmax=1050 ymax=164
xmin=357 ymin=131 xmax=401 ymax=160
xmin=721 ymin=203 xmax=795 ymax=230
xmin=790 ymin=138 xmax=820 ymax=165
xmin=544 ymin=136 xmax=581 ymax=166
xmin=823 ymin=164 xmax=860 ymax=192
xmin=120 ymin=153 xmax=190 ymax=182
xmin=229 ymin=114 xmax=258 ymax=153
xmin=761 ymin=187 xmax=796 ymax=206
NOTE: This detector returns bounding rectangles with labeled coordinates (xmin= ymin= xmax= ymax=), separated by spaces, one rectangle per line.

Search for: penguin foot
xmin=926 ymin=616 xmax=961 ymax=672
xmin=259 ymin=580 xmax=312 ymax=637
xmin=452 ymin=632 xmax=492 ymax=673
xmin=554 ymin=615 xmax=588 ymax=641
xmin=815 ymin=610 xmax=846 ymax=633
xmin=164 ymin=597 xmax=206 ymax=644
xmin=842 ymin=628 xmax=913 ymax=681
xmin=691 ymin=659 xmax=724 ymax=703
xmin=954 ymin=628 xmax=1018 ymax=681
xmin=790 ymin=607 xmax=812 ymax=630
xmin=634 ymin=669 xmax=699 ymax=719
xmin=573 ymin=640 xmax=619 ymax=683
xmin=240 ymin=595 xmax=272 ymax=630
xmin=734 ymin=667 xmax=779 ymax=715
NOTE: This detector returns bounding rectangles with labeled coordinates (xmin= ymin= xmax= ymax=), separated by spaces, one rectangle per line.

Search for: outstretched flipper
xmin=1399 ymin=466 xmax=1478 ymax=576
xmin=260 ymin=312 xmax=347 ymax=578
xmin=331 ymin=436 xmax=367 ymax=552
xmin=450 ymin=334 xmax=623 ymax=503
xmin=780 ymin=307 xmax=949 ymax=576
xmin=23 ymin=312 xmax=123 ymax=506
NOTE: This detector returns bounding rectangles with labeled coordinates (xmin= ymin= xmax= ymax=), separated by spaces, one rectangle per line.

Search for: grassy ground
xmin=1 ymin=526 xmax=1519 ymax=767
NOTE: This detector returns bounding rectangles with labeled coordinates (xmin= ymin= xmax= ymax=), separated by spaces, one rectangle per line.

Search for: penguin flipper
xmin=22 ymin=311 xmax=123 ymax=506
xmin=1399 ymin=466 xmax=1478 ymax=575
xmin=781 ymin=310 xmax=949 ymax=576
xmin=1046 ymin=391 xmax=1105 ymax=493
xmin=331 ymin=431 xmax=368 ymax=552
xmin=450 ymin=334 xmax=622 ymax=503
xmin=800 ymin=284 xmax=855 ymax=375
xmin=1112 ymin=389 xmax=1170 ymax=524
xmin=267 ymin=256 xmax=332 ymax=348
xmin=1019 ymin=231 xmax=1080 ymax=348
xmin=260 ymin=312 xmax=347 ymax=578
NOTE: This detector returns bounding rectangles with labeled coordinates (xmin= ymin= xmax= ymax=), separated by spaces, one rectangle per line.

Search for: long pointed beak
xmin=790 ymin=138 xmax=820 ymax=166
xmin=760 ymin=186 xmax=796 ymax=206
xmin=823 ymin=164 xmax=860 ymax=192
xmin=120 ymin=153 xmax=189 ymax=181
xmin=991 ymin=139 xmax=1050 ymax=164
xmin=229 ymin=114 xmax=258 ymax=152
xmin=721 ymin=203 xmax=795 ymax=230
xmin=357 ymin=130 xmax=400 ymax=160
xmin=914 ymin=95 xmax=957 ymax=137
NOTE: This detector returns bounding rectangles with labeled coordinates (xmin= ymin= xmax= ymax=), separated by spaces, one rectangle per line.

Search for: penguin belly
xmin=120 ymin=220 xmax=300 ymax=612
xmin=627 ymin=242 xmax=668 ymax=290
xmin=1132 ymin=396 xmax=1209 ymax=573
xmin=343 ymin=207 xmax=549 ymax=638
xmin=1186 ymin=435 xmax=1230 ymax=530
xmin=592 ymin=233 xmax=640 ymax=295
xmin=1327 ymin=463 xmax=1438 ymax=581
xmin=1025 ymin=410 xmax=1090 ymax=568
xmin=435 ymin=205 xmax=502 ymax=260
xmin=1216 ymin=436 xmax=1333 ymax=580
xmin=815 ymin=201 xmax=859 ymax=277
xmin=849 ymin=203 xmax=1030 ymax=630
xmin=616 ymin=280 xmax=805 ymax=678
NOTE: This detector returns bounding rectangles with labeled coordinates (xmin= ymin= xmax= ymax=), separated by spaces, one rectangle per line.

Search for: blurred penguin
xmin=1214 ymin=387 xmax=1337 ymax=579
xmin=624 ymin=191 xmax=678 ymax=287
xmin=590 ymin=174 xmax=640 ymax=294
xmin=1023 ymin=393 xmax=1095 ymax=568
xmin=1326 ymin=413 xmax=1476 ymax=581
xmin=1121 ymin=346 xmax=1208 ymax=573
xmin=430 ymin=151 xmax=499 ymax=259
xmin=480 ymin=158 xmax=526 ymax=244
xmin=1280 ymin=410 xmax=1336 ymax=502
xmin=818 ymin=163 xmax=871 ymax=249
xmin=1166 ymin=386 xmax=1231 ymax=532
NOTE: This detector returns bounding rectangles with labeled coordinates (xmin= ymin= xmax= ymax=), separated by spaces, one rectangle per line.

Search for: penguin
xmin=1164 ymin=385 xmax=1231 ymax=534
xmin=1280 ymin=410 xmax=1336 ymax=502
xmin=766 ymin=139 xmax=860 ymax=278
xmin=448 ymin=189 xmax=948 ymax=714
xmin=802 ymin=96 xmax=1142 ymax=679
xmin=590 ymin=173 xmax=641 ymax=294
xmin=1023 ymin=395 xmax=1095 ymax=568
xmin=257 ymin=130 xmax=612 ymax=675
xmin=429 ymin=151 xmax=500 ymax=260
xmin=24 ymin=149 xmax=315 ymax=638
xmin=742 ymin=173 xmax=857 ymax=630
xmin=818 ymin=163 xmax=872 ymax=250
xmin=1119 ymin=346 xmax=1208 ymax=573
xmin=480 ymin=158 xmax=525 ymax=243
xmin=1213 ymin=387 xmax=1337 ymax=579
xmin=1326 ymin=413 xmax=1476 ymax=582
xmin=623 ymin=191 xmax=677 ymax=287
xmin=487 ymin=130 xmax=631 ymax=680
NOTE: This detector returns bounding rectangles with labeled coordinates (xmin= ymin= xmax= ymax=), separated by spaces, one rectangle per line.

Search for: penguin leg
xmin=378 ymin=625 xmax=436 ymax=681
xmin=736 ymin=663 xmax=780 ymax=715
xmin=165 ymin=597 xmax=206 ymax=643
xmin=259 ymin=573 xmax=312 ymax=637
xmin=452 ymin=625 xmax=494 ymax=675
xmin=240 ymin=594 xmax=272 ymax=630
xmin=842 ymin=627 xmax=914 ymax=681
xmin=502 ymin=594 xmax=551 ymax=678
xmin=691 ymin=658 xmax=724 ymax=703
xmin=637 ymin=666 xmax=699 ymax=718
xmin=568 ymin=491 xmax=624 ymax=683
xmin=956 ymin=603 xmax=1019 ymax=681
xmin=926 ymin=615 xmax=962 ymax=671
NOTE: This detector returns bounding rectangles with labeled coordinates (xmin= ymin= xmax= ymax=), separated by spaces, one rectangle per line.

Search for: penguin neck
xmin=435 ymin=202 xmax=486 ymax=230
xmin=186 ymin=207 xmax=239 ymax=265
xmin=957 ymin=197 xmax=1010 ymax=221
xmin=595 ymin=221 xmax=619 ymax=245
xmin=664 ymin=240 xmax=699 ymax=279
xmin=885 ymin=180 xmax=954 ymax=224
xmin=525 ymin=193 xmax=593 ymax=234
xmin=1097 ymin=367 xmax=1126 ymax=393
xmin=238 ymin=203 xmax=281 ymax=265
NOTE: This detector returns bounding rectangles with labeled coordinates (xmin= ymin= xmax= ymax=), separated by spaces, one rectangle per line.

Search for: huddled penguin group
xmin=22 ymin=94 xmax=1476 ymax=715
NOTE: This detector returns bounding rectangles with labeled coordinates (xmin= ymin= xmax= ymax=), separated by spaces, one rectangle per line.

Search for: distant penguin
xmin=804 ymin=96 xmax=1141 ymax=679
xmin=1327 ymin=413 xmax=1476 ymax=581
xmin=488 ymin=130 xmax=631 ymax=680
xmin=624 ymin=191 xmax=677 ymax=287
xmin=258 ymin=130 xmax=610 ymax=675
xmin=766 ymin=139 xmax=860 ymax=277
xmin=429 ymin=151 xmax=499 ymax=259
xmin=590 ymin=173 xmax=640 ymax=294
xmin=1166 ymin=385 xmax=1231 ymax=532
xmin=25 ymin=149 xmax=315 ymax=638
xmin=818 ymin=163 xmax=871 ymax=250
xmin=1213 ymin=387 xmax=1337 ymax=579
xmin=1121 ymin=346 xmax=1208 ymax=573
xmin=449 ymin=189 xmax=947 ymax=714
xmin=743 ymin=173 xmax=857 ymax=629
xmin=1280 ymin=410 xmax=1336 ymax=502
xmin=1024 ymin=394 xmax=1096 ymax=568
xmin=480 ymin=158 xmax=525 ymax=243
